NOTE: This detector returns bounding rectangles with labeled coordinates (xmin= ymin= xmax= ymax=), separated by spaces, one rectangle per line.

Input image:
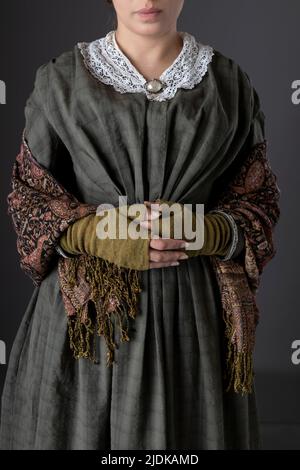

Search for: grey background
xmin=0 ymin=0 xmax=299 ymax=449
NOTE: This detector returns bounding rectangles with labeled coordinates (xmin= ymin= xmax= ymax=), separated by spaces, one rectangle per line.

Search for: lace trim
xmin=77 ymin=30 xmax=214 ymax=101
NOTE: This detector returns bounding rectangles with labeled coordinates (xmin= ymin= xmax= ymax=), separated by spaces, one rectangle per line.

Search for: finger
xmin=149 ymin=248 xmax=188 ymax=263
xmin=150 ymin=238 xmax=189 ymax=251
xmin=147 ymin=208 xmax=161 ymax=220
xmin=140 ymin=219 xmax=159 ymax=230
xmin=140 ymin=212 xmax=161 ymax=229
xmin=140 ymin=204 xmax=160 ymax=222
xmin=144 ymin=201 xmax=163 ymax=212
xmin=149 ymin=261 xmax=180 ymax=269
xmin=140 ymin=220 xmax=151 ymax=229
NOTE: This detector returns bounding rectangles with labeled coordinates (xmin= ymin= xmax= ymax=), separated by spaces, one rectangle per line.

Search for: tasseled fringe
xmin=209 ymin=253 xmax=256 ymax=395
xmin=60 ymin=253 xmax=255 ymax=394
xmin=221 ymin=303 xmax=254 ymax=395
xmin=61 ymin=255 xmax=142 ymax=367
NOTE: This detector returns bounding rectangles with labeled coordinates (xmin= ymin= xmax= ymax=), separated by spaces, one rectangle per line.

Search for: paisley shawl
xmin=7 ymin=130 xmax=280 ymax=394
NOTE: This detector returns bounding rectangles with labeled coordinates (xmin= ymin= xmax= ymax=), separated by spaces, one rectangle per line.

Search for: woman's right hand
xmin=58 ymin=203 xmax=190 ymax=270
xmin=149 ymin=238 xmax=189 ymax=269
xmin=142 ymin=201 xmax=189 ymax=269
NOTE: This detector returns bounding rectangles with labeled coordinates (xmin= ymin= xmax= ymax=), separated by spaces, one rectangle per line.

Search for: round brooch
xmin=144 ymin=79 xmax=166 ymax=94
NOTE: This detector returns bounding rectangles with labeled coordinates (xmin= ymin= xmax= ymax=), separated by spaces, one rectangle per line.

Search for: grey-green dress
xmin=0 ymin=30 xmax=264 ymax=450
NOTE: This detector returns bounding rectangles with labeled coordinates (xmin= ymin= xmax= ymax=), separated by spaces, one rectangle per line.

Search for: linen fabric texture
xmin=0 ymin=36 xmax=280 ymax=450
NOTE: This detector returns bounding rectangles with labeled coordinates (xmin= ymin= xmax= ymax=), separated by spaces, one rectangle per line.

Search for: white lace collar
xmin=77 ymin=30 xmax=214 ymax=101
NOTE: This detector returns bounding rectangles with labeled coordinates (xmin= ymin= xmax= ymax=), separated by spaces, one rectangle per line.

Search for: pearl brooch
xmin=144 ymin=79 xmax=166 ymax=94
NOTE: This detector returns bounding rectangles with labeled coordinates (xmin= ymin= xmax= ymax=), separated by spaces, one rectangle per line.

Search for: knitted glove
xmin=147 ymin=199 xmax=234 ymax=258
xmin=58 ymin=206 xmax=151 ymax=270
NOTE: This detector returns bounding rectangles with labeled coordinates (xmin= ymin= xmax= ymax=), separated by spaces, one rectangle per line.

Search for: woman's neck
xmin=114 ymin=27 xmax=184 ymax=80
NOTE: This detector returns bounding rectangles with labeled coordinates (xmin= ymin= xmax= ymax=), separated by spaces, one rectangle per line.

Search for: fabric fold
xmin=7 ymin=131 xmax=143 ymax=366
xmin=7 ymin=131 xmax=280 ymax=394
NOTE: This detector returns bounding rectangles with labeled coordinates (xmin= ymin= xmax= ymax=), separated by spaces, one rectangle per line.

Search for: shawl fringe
xmin=209 ymin=140 xmax=280 ymax=394
xmin=7 ymin=131 xmax=281 ymax=395
xmin=57 ymin=254 xmax=142 ymax=366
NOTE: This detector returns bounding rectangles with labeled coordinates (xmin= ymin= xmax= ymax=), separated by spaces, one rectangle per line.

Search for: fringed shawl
xmin=7 ymin=130 xmax=280 ymax=395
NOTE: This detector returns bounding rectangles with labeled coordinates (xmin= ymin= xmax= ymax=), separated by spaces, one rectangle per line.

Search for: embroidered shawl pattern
xmin=7 ymin=130 xmax=98 ymax=285
xmin=209 ymin=139 xmax=280 ymax=393
xmin=7 ymin=132 xmax=280 ymax=394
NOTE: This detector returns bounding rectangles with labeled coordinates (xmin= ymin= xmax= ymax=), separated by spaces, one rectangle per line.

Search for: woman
xmin=0 ymin=0 xmax=280 ymax=450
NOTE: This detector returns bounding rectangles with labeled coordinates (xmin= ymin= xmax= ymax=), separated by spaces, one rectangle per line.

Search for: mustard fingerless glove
xmin=152 ymin=199 xmax=233 ymax=258
xmin=183 ymin=212 xmax=232 ymax=257
xmin=58 ymin=207 xmax=150 ymax=270
xmin=59 ymin=201 xmax=235 ymax=268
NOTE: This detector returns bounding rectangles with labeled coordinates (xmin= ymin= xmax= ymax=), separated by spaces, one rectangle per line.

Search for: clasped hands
xmin=58 ymin=198 xmax=233 ymax=270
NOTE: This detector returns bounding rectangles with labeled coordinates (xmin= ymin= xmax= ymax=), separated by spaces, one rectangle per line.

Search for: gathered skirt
xmin=0 ymin=255 xmax=262 ymax=450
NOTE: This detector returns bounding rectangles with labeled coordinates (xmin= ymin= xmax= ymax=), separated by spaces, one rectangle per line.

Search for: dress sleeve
xmin=208 ymin=78 xmax=281 ymax=292
xmin=23 ymin=64 xmax=79 ymax=195
xmin=7 ymin=64 xmax=97 ymax=286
